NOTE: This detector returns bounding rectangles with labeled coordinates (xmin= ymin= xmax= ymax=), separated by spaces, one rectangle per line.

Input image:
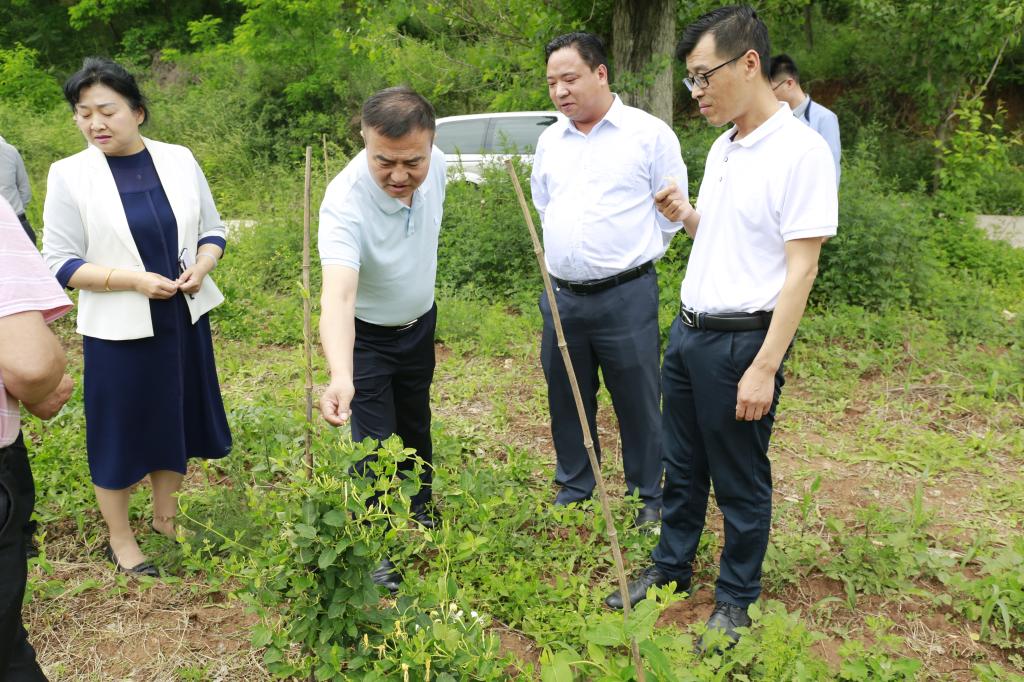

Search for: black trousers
xmin=539 ymin=268 xmax=664 ymax=507
xmin=350 ymin=304 xmax=436 ymax=510
xmin=17 ymin=214 xmax=36 ymax=247
xmin=652 ymin=318 xmax=785 ymax=607
xmin=0 ymin=433 xmax=48 ymax=681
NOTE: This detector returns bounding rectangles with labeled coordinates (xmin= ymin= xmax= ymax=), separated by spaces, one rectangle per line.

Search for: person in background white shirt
xmin=605 ymin=6 xmax=838 ymax=654
xmin=769 ymin=54 xmax=841 ymax=186
xmin=0 ymin=135 xmax=35 ymax=244
xmin=530 ymin=32 xmax=687 ymax=528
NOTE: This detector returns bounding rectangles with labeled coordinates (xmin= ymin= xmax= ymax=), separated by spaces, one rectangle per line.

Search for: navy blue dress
xmin=59 ymin=149 xmax=232 ymax=489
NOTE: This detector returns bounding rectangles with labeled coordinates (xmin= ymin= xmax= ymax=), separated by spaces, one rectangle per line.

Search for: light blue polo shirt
xmin=318 ymin=146 xmax=446 ymax=326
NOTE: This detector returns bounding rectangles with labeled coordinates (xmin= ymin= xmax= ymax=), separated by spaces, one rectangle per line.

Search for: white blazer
xmin=42 ymin=137 xmax=225 ymax=340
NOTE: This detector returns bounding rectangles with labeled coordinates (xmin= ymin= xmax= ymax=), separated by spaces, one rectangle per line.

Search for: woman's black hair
xmin=63 ymin=57 xmax=148 ymax=124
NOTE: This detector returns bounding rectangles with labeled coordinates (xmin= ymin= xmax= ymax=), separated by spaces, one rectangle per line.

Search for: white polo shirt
xmin=680 ymin=103 xmax=837 ymax=314
xmin=318 ymin=146 xmax=446 ymax=326
xmin=530 ymin=95 xmax=687 ymax=281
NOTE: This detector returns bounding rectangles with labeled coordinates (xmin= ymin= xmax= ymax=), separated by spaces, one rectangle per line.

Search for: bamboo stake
xmin=505 ymin=160 xmax=646 ymax=681
xmin=322 ymin=133 xmax=330 ymax=186
xmin=303 ymin=146 xmax=314 ymax=479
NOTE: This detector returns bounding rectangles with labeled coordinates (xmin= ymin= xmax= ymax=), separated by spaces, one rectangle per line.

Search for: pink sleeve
xmin=0 ymin=202 xmax=72 ymax=323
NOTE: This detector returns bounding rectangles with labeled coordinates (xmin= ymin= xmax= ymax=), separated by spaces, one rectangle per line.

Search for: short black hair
xmin=545 ymin=32 xmax=610 ymax=80
xmin=63 ymin=57 xmax=148 ymax=124
xmin=676 ymin=5 xmax=771 ymax=80
xmin=769 ymin=54 xmax=800 ymax=84
xmin=361 ymin=86 xmax=435 ymax=139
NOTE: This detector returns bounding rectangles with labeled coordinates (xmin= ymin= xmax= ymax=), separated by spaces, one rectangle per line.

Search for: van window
xmin=434 ymin=119 xmax=488 ymax=155
xmin=489 ymin=116 xmax=558 ymax=153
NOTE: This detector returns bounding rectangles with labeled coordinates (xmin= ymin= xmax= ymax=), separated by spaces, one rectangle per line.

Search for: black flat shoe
xmin=104 ymin=543 xmax=159 ymax=578
xmin=696 ymin=601 xmax=752 ymax=653
xmin=371 ymin=559 xmax=402 ymax=594
xmin=604 ymin=564 xmax=690 ymax=610
xmin=634 ymin=506 xmax=661 ymax=530
xmin=411 ymin=505 xmax=437 ymax=530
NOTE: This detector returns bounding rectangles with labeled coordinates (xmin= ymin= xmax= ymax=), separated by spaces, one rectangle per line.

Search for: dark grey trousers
xmin=652 ymin=318 xmax=785 ymax=607
xmin=539 ymin=268 xmax=663 ymax=507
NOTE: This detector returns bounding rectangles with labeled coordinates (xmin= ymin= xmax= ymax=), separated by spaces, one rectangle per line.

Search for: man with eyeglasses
xmin=770 ymin=54 xmax=841 ymax=185
xmin=603 ymin=5 xmax=837 ymax=653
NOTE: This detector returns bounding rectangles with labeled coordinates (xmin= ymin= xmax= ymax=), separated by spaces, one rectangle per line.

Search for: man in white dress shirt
xmin=530 ymin=32 xmax=687 ymax=527
xmin=605 ymin=6 xmax=837 ymax=653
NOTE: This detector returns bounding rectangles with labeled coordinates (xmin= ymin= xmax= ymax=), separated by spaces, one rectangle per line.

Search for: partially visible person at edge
xmin=42 ymin=57 xmax=232 ymax=577
xmin=318 ymin=86 xmax=445 ymax=594
xmin=530 ymin=32 xmax=687 ymax=528
xmin=769 ymin=53 xmax=841 ymax=185
xmin=1 ymin=195 xmax=74 ymax=681
xmin=0 ymin=134 xmax=36 ymax=245
xmin=604 ymin=5 xmax=838 ymax=655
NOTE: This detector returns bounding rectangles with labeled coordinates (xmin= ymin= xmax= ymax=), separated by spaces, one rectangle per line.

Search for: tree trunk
xmin=612 ymin=0 xmax=676 ymax=126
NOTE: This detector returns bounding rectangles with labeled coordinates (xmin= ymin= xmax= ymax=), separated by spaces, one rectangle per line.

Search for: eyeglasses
xmin=771 ymin=79 xmax=788 ymax=91
xmin=683 ymin=53 xmax=746 ymax=92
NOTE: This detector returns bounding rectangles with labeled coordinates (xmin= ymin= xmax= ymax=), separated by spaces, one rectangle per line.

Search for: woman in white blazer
xmin=42 ymin=57 xmax=232 ymax=576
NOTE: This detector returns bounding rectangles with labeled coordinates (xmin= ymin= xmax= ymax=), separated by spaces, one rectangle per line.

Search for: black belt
xmin=679 ymin=303 xmax=773 ymax=331
xmin=550 ymin=261 xmax=653 ymax=295
xmin=356 ymin=316 xmax=420 ymax=333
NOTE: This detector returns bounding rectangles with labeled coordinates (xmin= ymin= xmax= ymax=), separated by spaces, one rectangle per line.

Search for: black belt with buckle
xmin=356 ymin=317 xmax=420 ymax=333
xmin=679 ymin=303 xmax=773 ymax=331
xmin=550 ymin=261 xmax=653 ymax=295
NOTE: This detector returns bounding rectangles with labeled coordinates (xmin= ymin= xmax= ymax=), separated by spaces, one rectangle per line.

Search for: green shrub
xmin=813 ymin=136 xmax=941 ymax=309
xmin=437 ymin=161 xmax=538 ymax=301
xmin=0 ymin=45 xmax=62 ymax=112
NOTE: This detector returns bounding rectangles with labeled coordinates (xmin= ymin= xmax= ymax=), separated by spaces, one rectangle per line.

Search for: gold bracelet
xmin=104 ymin=268 xmax=115 ymax=292
xmin=197 ymin=252 xmax=218 ymax=270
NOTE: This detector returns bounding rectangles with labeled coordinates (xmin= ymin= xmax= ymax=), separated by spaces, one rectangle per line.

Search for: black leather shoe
xmin=411 ymin=505 xmax=437 ymax=529
xmin=604 ymin=564 xmax=690 ymax=610
xmin=554 ymin=490 xmax=592 ymax=507
xmin=104 ymin=543 xmax=159 ymax=578
xmin=696 ymin=601 xmax=752 ymax=653
xmin=371 ymin=559 xmax=402 ymax=594
xmin=634 ymin=506 xmax=661 ymax=530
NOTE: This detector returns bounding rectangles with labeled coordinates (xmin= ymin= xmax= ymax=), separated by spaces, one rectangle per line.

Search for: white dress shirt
xmin=530 ymin=96 xmax=687 ymax=281
xmin=680 ymin=103 xmax=838 ymax=314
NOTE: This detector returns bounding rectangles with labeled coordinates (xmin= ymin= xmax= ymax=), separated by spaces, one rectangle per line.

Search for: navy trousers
xmin=0 ymin=433 xmax=48 ymax=681
xmin=350 ymin=304 xmax=436 ymax=511
xmin=652 ymin=318 xmax=785 ymax=607
xmin=539 ymin=268 xmax=663 ymax=508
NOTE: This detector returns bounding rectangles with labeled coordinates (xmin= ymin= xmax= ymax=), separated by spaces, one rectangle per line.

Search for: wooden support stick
xmin=505 ymin=160 xmax=646 ymax=682
xmin=322 ymin=133 xmax=330 ymax=186
xmin=303 ymin=146 xmax=314 ymax=478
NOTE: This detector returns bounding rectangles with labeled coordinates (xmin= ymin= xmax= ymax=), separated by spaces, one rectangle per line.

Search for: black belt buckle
xmin=679 ymin=304 xmax=701 ymax=329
